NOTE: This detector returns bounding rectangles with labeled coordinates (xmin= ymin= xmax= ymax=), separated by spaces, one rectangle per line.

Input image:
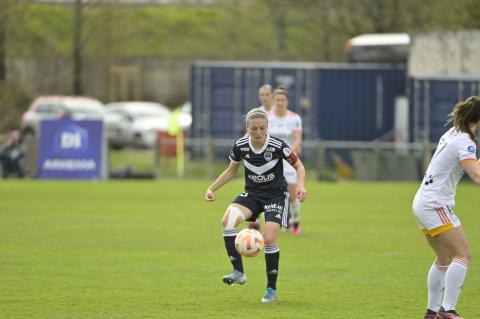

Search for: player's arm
xmin=461 ymin=159 xmax=480 ymax=185
xmin=205 ymin=161 xmax=241 ymax=201
xmin=292 ymin=159 xmax=307 ymax=202
xmin=291 ymin=130 xmax=302 ymax=155
xmin=283 ymin=144 xmax=307 ymax=202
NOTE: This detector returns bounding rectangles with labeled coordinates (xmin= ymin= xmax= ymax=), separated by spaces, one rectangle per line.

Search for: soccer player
xmin=412 ymin=96 xmax=480 ymax=319
xmin=257 ymin=84 xmax=274 ymax=113
xmin=268 ymin=86 xmax=303 ymax=235
xmin=248 ymin=84 xmax=275 ymax=230
xmin=204 ymin=109 xmax=307 ymax=303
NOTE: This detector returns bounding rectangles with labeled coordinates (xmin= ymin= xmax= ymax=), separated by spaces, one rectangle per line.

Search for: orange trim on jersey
xmin=460 ymin=158 xmax=477 ymax=164
xmin=421 ymin=223 xmax=454 ymax=237
xmin=434 ymin=207 xmax=450 ymax=224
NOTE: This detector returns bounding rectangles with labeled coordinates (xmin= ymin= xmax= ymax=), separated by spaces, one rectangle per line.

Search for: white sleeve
xmin=294 ymin=114 xmax=302 ymax=131
xmin=455 ymin=135 xmax=477 ymax=162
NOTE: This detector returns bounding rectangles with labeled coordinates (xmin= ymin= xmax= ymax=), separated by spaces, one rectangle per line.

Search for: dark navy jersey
xmin=229 ymin=135 xmax=298 ymax=194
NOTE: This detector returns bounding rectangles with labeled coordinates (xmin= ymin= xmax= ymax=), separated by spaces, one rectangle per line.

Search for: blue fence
xmin=409 ymin=76 xmax=480 ymax=142
xmin=191 ymin=61 xmax=406 ymax=141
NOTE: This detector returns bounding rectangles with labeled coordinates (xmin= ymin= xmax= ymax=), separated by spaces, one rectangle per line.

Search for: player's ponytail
xmin=446 ymin=96 xmax=480 ymax=140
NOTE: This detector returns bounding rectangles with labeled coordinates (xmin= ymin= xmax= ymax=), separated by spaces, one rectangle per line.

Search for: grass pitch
xmin=0 ymin=180 xmax=479 ymax=318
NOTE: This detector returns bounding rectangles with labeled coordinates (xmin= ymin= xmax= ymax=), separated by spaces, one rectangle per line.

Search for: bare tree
xmin=73 ymin=0 xmax=83 ymax=94
xmin=0 ymin=0 xmax=9 ymax=81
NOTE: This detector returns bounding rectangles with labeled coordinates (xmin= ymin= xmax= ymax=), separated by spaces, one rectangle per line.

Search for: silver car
xmin=105 ymin=102 xmax=171 ymax=148
xmin=21 ymin=95 xmax=129 ymax=148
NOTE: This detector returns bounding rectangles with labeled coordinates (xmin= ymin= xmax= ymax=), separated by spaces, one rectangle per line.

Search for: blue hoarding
xmin=37 ymin=119 xmax=105 ymax=179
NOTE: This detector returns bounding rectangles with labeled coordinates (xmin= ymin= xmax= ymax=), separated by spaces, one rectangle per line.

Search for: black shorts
xmin=232 ymin=191 xmax=290 ymax=228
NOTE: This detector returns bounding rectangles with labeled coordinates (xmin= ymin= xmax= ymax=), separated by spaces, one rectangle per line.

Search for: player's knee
xmin=263 ymin=233 xmax=276 ymax=246
xmin=221 ymin=205 xmax=245 ymax=230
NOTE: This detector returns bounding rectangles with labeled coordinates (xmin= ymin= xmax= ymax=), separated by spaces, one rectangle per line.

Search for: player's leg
xmin=423 ymin=234 xmax=451 ymax=318
xmin=262 ymin=220 xmax=281 ymax=302
xmin=221 ymin=203 xmax=253 ymax=285
xmin=284 ymin=163 xmax=301 ymax=234
xmin=287 ymin=182 xmax=301 ymax=235
xmin=261 ymin=192 xmax=289 ymax=302
xmin=413 ymin=198 xmax=454 ymax=318
xmin=431 ymin=226 xmax=471 ymax=319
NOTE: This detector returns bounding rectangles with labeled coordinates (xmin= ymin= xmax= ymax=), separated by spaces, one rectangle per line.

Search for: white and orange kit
xmin=413 ymin=127 xmax=478 ymax=236
xmin=268 ymin=110 xmax=302 ymax=184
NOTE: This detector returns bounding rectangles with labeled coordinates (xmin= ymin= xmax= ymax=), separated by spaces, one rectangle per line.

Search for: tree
xmin=73 ymin=0 xmax=83 ymax=94
xmin=0 ymin=0 xmax=9 ymax=81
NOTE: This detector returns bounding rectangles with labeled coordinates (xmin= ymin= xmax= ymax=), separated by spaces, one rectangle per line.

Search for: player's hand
xmin=205 ymin=188 xmax=216 ymax=201
xmin=297 ymin=188 xmax=307 ymax=202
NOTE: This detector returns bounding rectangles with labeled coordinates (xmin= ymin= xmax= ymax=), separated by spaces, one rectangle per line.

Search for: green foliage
xmin=1 ymin=180 xmax=480 ymax=318
xmin=5 ymin=0 xmax=480 ymax=63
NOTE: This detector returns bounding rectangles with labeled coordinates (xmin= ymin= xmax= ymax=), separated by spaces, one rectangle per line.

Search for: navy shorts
xmin=232 ymin=191 xmax=290 ymax=228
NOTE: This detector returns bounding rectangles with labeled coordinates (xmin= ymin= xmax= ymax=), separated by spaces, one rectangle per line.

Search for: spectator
xmin=0 ymin=130 xmax=26 ymax=178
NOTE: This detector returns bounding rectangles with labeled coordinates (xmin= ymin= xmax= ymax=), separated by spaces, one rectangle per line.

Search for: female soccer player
xmin=204 ymin=109 xmax=307 ymax=303
xmin=258 ymin=84 xmax=274 ymax=113
xmin=268 ymin=87 xmax=303 ymax=235
xmin=412 ymin=96 xmax=480 ymax=319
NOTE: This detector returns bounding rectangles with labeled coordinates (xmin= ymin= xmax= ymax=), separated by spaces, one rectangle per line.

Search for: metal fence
xmin=154 ymin=137 xmax=432 ymax=181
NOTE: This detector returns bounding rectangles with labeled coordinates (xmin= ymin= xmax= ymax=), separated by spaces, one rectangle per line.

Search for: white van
xmin=345 ymin=33 xmax=410 ymax=63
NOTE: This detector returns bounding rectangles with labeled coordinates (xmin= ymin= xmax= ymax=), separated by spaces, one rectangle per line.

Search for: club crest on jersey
xmin=264 ymin=151 xmax=273 ymax=161
xmin=283 ymin=148 xmax=291 ymax=157
xmin=468 ymin=145 xmax=475 ymax=153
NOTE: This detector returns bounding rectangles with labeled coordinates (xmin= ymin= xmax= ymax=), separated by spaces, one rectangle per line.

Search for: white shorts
xmin=283 ymin=159 xmax=297 ymax=184
xmin=412 ymin=194 xmax=461 ymax=237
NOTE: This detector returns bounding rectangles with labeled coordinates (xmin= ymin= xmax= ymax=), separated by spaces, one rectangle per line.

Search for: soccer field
xmin=0 ymin=180 xmax=478 ymax=318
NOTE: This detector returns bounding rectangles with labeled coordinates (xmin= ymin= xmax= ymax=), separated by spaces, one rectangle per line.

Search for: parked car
xmin=21 ymin=95 xmax=129 ymax=149
xmin=105 ymin=101 xmax=171 ymax=148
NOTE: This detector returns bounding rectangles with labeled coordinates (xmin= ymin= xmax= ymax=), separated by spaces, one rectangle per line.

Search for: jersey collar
xmin=249 ymin=134 xmax=270 ymax=154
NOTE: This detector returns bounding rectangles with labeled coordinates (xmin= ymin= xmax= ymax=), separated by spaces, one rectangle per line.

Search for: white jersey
xmin=268 ymin=111 xmax=302 ymax=148
xmin=258 ymin=105 xmax=273 ymax=113
xmin=415 ymin=127 xmax=477 ymax=207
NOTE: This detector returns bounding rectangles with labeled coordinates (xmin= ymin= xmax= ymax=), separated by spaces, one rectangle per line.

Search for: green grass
xmin=0 ymin=180 xmax=479 ymax=318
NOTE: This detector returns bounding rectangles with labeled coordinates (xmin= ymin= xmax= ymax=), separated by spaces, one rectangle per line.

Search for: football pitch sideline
xmin=0 ymin=180 xmax=479 ymax=319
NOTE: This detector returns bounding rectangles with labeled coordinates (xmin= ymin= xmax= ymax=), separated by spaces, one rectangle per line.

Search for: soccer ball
xmin=235 ymin=228 xmax=264 ymax=257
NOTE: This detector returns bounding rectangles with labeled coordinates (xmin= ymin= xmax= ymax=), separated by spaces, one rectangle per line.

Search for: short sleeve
xmin=294 ymin=115 xmax=302 ymax=131
xmin=281 ymin=141 xmax=298 ymax=166
xmin=229 ymin=143 xmax=241 ymax=162
xmin=456 ymin=135 xmax=477 ymax=162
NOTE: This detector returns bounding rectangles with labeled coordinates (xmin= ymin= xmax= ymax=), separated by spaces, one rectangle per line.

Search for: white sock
xmin=289 ymin=200 xmax=301 ymax=223
xmin=427 ymin=263 xmax=448 ymax=311
xmin=442 ymin=258 xmax=470 ymax=311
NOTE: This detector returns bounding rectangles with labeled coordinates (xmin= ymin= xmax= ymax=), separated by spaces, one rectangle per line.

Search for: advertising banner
xmin=37 ymin=119 xmax=106 ymax=179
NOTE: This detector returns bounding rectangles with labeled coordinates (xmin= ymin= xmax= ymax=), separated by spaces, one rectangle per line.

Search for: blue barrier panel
xmin=37 ymin=119 xmax=105 ymax=179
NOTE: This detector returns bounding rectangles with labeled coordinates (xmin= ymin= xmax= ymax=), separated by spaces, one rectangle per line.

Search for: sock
xmin=442 ymin=258 xmax=470 ymax=311
xmin=223 ymin=230 xmax=243 ymax=273
xmin=265 ymin=244 xmax=280 ymax=290
xmin=427 ymin=263 xmax=448 ymax=312
xmin=289 ymin=200 xmax=301 ymax=225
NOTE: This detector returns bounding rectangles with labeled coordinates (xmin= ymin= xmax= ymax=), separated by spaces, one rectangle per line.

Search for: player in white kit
xmin=412 ymin=96 xmax=480 ymax=319
xmin=268 ymin=86 xmax=303 ymax=235
xmin=257 ymin=84 xmax=274 ymax=113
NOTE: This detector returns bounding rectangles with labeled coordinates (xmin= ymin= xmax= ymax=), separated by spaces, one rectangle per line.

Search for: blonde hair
xmin=446 ymin=96 xmax=480 ymax=140
xmin=245 ymin=108 xmax=268 ymax=127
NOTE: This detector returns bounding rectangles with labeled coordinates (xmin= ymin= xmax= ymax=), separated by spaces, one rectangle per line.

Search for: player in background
xmin=412 ymin=96 xmax=480 ymax=319
xmin=205 ymin=109 xmax=307 ymax=303
xmin=258 ymin=84 xmax=274 ymax=113
xmin=268 ymin=86 xmax=303 ymax=235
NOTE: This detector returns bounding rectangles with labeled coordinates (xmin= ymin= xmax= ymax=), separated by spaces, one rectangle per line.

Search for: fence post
xmin=205 ymin=136 xmax=214 ymax=179
xmin=316 ymin=140 xmax=325 ymax=181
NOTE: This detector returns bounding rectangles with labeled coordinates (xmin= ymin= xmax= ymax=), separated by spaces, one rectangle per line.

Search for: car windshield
xmin=65 ymin=100 xmax=105 ymax=115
